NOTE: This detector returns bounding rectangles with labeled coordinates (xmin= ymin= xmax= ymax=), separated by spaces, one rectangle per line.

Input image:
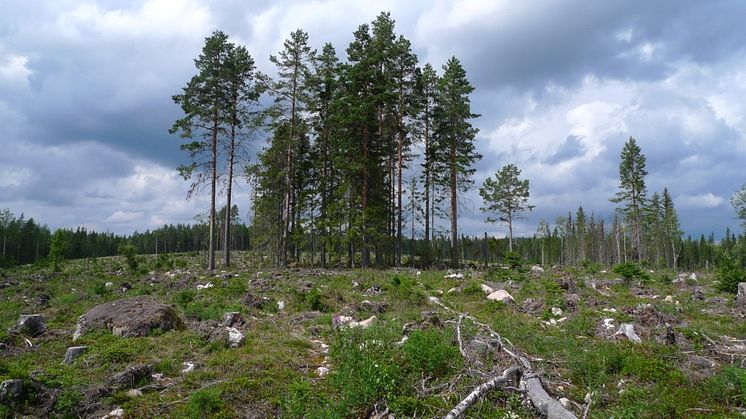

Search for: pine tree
xmin=479 ymin=164 xmax=533 ymax=252
xmin=222 ymin=44 xmax=262 ymax=267
xmin=267 ymin=29 xmax=316 ymax=266
xmin=416 ymin=64 xmax=438 ymax=264
xmin=171 ymin=31 xmax=233 ymax=270
xmin=309 ymin=43 xmax=340 ymax=268
xmin=662 ymin=188 xmax=682 ymax=269
xmin=611 ymin=136 xmax=648 ymax=262
xmin=432 ymin=57 xmax=481 ymax=267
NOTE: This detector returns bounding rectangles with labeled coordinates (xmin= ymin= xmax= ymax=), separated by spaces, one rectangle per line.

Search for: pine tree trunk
xmin=208 ymin=114 xmax=218 ymax=271
xmin=450 ymin=136 xmax=458 ymax=268
xmin=223 ymin=133 xmax=234 ymax=267
xmin=361 ymin=124 xmax=370 ymax=268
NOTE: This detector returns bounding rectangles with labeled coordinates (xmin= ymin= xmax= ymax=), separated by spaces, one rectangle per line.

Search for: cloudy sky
xmin=1 ymin=0 xmax=746 ymax=238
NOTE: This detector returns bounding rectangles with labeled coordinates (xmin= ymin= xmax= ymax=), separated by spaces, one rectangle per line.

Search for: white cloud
xmin=676 ymin=193 xmax=725 ymax=209
xmin=0 ymin=54 xmax=32 ymax=88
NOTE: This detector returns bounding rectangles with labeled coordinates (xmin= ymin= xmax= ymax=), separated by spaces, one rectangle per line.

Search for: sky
xmin=1 ymin=0 xmax=746 ymax=238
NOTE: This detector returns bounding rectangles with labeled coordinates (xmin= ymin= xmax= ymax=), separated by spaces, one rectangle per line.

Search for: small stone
xmin=0 ymin=379 xmax=24 ymax=401
xmin=486 ymin=290 xmax=514 ymax=304
xmin=531 ymin=265 xmax=545 ymax=273
xmin=551 ymin=307 xmax=563 ymax=317
xmin=689 ymin=272 xmax=698 ymax=282
xmin=226 ymin=327 xmax=245 ymax=348
xmin=17 ymin=314 xmax=45 ymax=337
xmin=196 ymin=282 xmax=214 ymax=290
xmin=101 ymin=407 xmax=125 ymax=419
xmin=603 ymin=318 xmax=615 ymax=330
xmin=356 ymin=315 xmax=377 ymax=329
xmin=277 ymin=300 xmax=285 ymax=311
xmin=316 ymin=366 xmax=329 ymax=377
xmin=105 ymin=282 xmax=115 ymax=289
xmin=181 ymin=362 xmax=196 ymax=374
xmin=63 ymin=346 xmax=88 ymax=365
xmin=614 ymin=323 xmax=642 ymax=343
xmin=444 ymin=272 xmax=464 ymax=279
xmin=480 ymin=283 xmax=494 ymax=294
xmin=664 ymin=295 xmax=673 ymax=303
xmin=222 ymin=312 xmax=246 ymax=328
xmin=559 ymin=397 xmax=570 ymax=408
xmin=127 ymin=389 xmax=143 ymax=397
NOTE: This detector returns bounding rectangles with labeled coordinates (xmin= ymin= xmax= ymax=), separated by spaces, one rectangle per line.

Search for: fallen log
xmin=445 ymin=366 xmax=521 ymax=419
xmin=429 ymin=296 xmax=577 ymax=419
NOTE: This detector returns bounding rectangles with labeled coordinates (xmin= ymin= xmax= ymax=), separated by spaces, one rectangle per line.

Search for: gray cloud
xmin=1 ymin=0 xmax=745 ymax=238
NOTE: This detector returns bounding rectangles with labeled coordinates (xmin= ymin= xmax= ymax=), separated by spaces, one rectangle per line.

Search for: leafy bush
xmin=185 ymin=387 xmax=226 ymax=418
xmin=329 ymin=325 xmax=406 ymax=415
xmin=503 ymin=251 xmax=522 ymax=270
xmin=612 ymin=262 xmax=649 ymax=282
xmin=715 ymin=255 xmax=745 ymax=293
xmin=402 ymin=328 xmax=461 ymax=378
xmin=118 ymin=243 xmax=139 ymax=272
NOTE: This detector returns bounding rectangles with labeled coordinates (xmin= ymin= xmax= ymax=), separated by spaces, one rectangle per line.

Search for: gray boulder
xmin=109 ymin=364 xmax=154 ymax=390
xmin=63 ymin=346 xmax=88 ymax=365
xmin=0 ymin=379 xmax=24 ymax=402
xmin=16 ymin=314 xmax=45 ymax=337
xmin=73 ymin=296 xmax=184 ymax=341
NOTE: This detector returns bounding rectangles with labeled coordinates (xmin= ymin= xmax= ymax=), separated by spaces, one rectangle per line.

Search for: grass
xmin=0 ymin=254 xmax=744 ymax=417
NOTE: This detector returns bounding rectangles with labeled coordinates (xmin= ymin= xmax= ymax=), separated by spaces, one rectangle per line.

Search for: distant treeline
xmin=2 ymin=205 xmax=743 ymax=270
xmin=0 ymin=208 xmax=250 ymax=268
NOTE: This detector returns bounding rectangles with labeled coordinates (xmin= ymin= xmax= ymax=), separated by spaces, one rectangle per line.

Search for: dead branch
xmin=444 ymin=366 xmax=521 ymax=419
xmin=456 ymin=314 xmax=467 ymax=358
xmin=429 ymin=296 xmax=577 ymax=419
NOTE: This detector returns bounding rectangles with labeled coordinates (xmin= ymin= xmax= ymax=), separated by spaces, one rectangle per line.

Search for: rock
xmin=686 ymin=355 xmax=717 ymax=380
xmin=737 ymin=283 xmax=746 ymax=307
xmin=316 ymin=366 xmax=329 ymax=377
xmin=110 ymin=364 xmax=154 ymax=390
xmin=361 ymin=300 xmax=389 ymax=313
xmin=522 ymin=298 xmax=544 ymax=314
xmin=614 ymin=323 xmax=642 ymax=343
xmin=332 ymin=315 xmax=354 ymax=329
xmin=551 ymin=307 xmax=563 ymax=317
xmin=222 ymin=312 xmax=246 ymax=328
xmin=105 ymin=282 xmax=115 ymax=290
xmin=693 ymin=287 xmax=705 ymax=301
xmin=420 ymin=311 xmax=441 ymax=326
xmin=564 ymin=293 xmax=580 ymax=313
xmin=0 ymin=379 xmax=24 ymax=401
xmin=101 ymin=407 xmax=125 ymax=419
xmin=196 ymin=282 xmax=213 ymax=290
xmin=665 ymin=325 xmax=676 ymax=345
xmin=559 ymin=397 xmax=570 ymax=408
xmin=35 ymin=293 xmax=51 ymax=307
xmin=356 ymin=316 xmax=377 ymax=328
xmin=74 ymin=296 xmax=184 ymax=341
xmin=444 ymin=272 xmax=464 ymax=279
xmin=447 ymin=287 xmax=459 ymax=294
xmin=181 ymin=362 xmax=196 ymax=374
xmin=63 ymin=346 xmax=88 ymax=365
xmin=226 ymin=327 xmax=245 ymax=348
xmin=602 ymin=318 xmax=615 ymax=330
xmin=332 ymin=314 xmax=377 ymax=329
xmin=689 ymin=272 xmax=698 ymax=282
xmin=480 ymin=283 xmax=495 ymax=294
xmin=664 ymin=295 xmax=674 ymax=302
xmin=486 ymin=290 xmax=514 ymax=304
xmin=17 ymin=314 xmax=45 ymax=337
xmin=243 ymin=293 xmax=270 ymax=310
xmin=277 ymin=300 xmax=285 ymax=311
xmin=127 ymin=389 xmax=143 ymax=398
xmin=531 ymin=265 xmax=545 ymax=274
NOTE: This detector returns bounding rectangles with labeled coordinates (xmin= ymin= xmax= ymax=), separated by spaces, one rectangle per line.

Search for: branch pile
xmin=429 ymin=296 xmax=577 ymax=419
